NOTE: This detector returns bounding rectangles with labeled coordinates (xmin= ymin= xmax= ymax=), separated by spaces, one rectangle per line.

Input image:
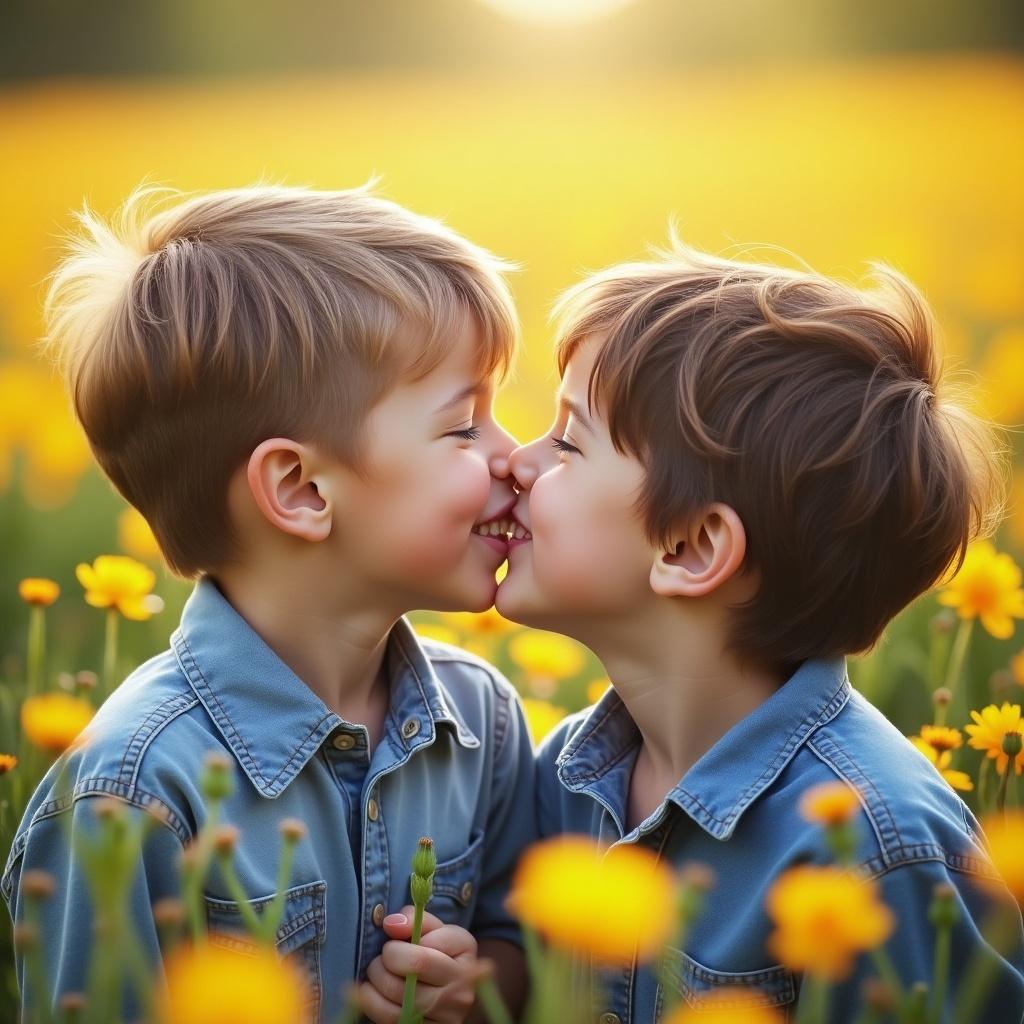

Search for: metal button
xmin=367 ymin=797 xmax=379 ymax=822
xmin=401 ymin=718 xmax=420 ymax=739
xmin=331 ymin=732 xmax=356 ymax=751
xmin=598 ymin=1015 xmax=621 ymax=1024
xmin=372 ymin=902 xmax=385 ymax=927
xmin=459 ymin=881 xmax=474 ymax=902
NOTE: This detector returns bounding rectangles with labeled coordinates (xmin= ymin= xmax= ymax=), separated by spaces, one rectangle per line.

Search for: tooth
xmin=513 ymin=526 xmax=525 ymax=539
xmin=490 ymin=523 xmax=502 ymax=537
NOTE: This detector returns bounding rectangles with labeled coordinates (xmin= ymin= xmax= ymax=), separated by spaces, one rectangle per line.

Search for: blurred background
xmin=1 ymin=0 xmax=1023 ymax=766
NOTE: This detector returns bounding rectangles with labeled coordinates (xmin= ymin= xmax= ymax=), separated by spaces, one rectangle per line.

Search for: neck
xmin=567 ymin=596 xmax=787 ymax=785
xmin=210 ymin=559 xmax=401 ymax=723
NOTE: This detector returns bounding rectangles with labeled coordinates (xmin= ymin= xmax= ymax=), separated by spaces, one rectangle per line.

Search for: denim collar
xmin=170 ymin=575 xmax=479 ymax=798
xmin=555 ymin=655 xmax=852 ymax=840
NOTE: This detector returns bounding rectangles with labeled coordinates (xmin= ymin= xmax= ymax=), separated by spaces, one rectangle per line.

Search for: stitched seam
xmin=120 ymin=690 xmax=201 ymax=789
xmin=172 ymin=629 xmax=268 ymax=789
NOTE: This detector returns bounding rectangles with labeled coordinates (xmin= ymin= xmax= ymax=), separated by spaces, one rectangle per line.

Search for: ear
xmin=649 ymin=503 xmax=747 ymax=598
xmin=246 ymin=438 xmax=333 ymax=543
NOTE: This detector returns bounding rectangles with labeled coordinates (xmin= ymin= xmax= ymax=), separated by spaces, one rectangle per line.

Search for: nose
xmin=487 ymin=419 xmax=519 ymax=480
xmin=508 ymin=433 xmax=550 ymax=490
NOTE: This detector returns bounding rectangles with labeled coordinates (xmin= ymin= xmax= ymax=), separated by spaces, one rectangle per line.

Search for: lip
xmin=507 ymin=535 xmax=532 ymax=552
xmin=473 ymin=496 xmax=518 ymax=529
xmin=472 ymin=532 xmax=509 ymax=555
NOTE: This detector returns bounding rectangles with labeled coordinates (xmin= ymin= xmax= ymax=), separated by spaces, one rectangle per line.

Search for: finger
xmin=381 ymin=907 xmax=447 ymax=940
xmin=381 ymin=940 xmax=462 ymax=987
xmin=419 ymin=924 xmax=478 ymax=960
xmin=366 ymin=956 xmax=407 ymax=1007
xmin=354 ymin=980 xmax=401 ymax=1024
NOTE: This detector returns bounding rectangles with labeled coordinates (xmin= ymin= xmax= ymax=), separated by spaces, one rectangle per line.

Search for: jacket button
xmin=372 ymin=903 xmax=385 ymax=927
xmin=367 ymin=798 xmax=380 ymax=822
xmin=331 ymin=732 xmax=356 ymax=751
xmin=401 ymin=718 xmax=421 ymax=739
xmin=598 ymin=1015 xmax=621 ymax=1024
xmin=460 ymin=881 xmax=474 ymax=902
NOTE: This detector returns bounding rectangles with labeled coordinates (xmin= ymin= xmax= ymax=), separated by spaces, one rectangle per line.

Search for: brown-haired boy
xmin=497 ymin=240 xmax=1024 ymax=1022
xmin=2 ymin=183 xmax=533 ymax=1022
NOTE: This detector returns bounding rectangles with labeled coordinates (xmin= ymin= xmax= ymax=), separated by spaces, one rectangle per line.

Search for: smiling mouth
xmin=471 ymin=516 xmax=532 ymax=542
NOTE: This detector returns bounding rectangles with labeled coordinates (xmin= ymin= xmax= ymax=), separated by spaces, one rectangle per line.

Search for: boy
xmin=496 ymin=240 xmax=1024 ymax=1022
xmin=2 ymin=183 xmax=534 ymax=1022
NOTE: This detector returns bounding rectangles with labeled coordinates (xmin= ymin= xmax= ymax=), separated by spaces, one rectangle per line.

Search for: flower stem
xmin=996 ymin=765 xmax=1011 ymax=815
xmin=26 ymin=606 xmax=45 ymax=699
xmin=259 ymin=833 xmax=297 ymax=945
xmin=929 ymin=914 xmax=953 ymax=1023
xmin=952 ymin=902 xmax=1020 ymax=1023
xmin=102 ymin=609 xmax=119 ymax=704
xmin=217 ymin=851 xmax=267 ymax=942
xmin=398 ymin=900 xmax=425 ymax=1024
xmin=475 ymin=973 xmax=514 ymax=1024
xmin=796 ymin=972 xmax=830 ymax=1024
xmin=941 ymin=618 xmax=974 ymax=709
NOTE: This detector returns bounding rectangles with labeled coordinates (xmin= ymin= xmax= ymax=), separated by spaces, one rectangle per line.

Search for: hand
xmin=357 ymin=906 xmax=480 ymax=1024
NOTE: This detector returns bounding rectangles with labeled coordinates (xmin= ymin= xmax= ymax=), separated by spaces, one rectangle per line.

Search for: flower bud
xmin=153 ymin=897 xmax=186 ymax=929
xmin=12 ymin=922 xmax=38 ymax=951
xmin=201 ymin=751 xmax=234 ymax=801
xmin=58 ymin=992 xmax=86 ymax=1019
xmin=928 ymin=882 xmax=960 ymax=930
xmin=930 ymin=610 xmax=957 ymax=635
xmin=75 ymin=670 xmax=99 ymax=693
xmin=21 ymin=870 xmax=56 ymax=902
xmin=861 ymin=978 xmax=896 ymax=1013
xmin=280 ymin=818 xmax=308 ymax=844
xmin=213 ymin=824 xmax=240 ymax=856
xmin=1001 ymin=731 xmax=1023 ymax=759
xmin=932 ymin=687 xmax=953 ymax=709
xmin=412 ymin=837 xmax=436 ymax=880
xmin=410 ymin=872 xmax=433 ymax=906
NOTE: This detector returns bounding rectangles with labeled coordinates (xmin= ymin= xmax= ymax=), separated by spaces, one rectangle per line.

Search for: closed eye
xmin=447 ymin=427 xmax=481 ymax=440
xmin=551 ymin=437 xmax=580 ymax=455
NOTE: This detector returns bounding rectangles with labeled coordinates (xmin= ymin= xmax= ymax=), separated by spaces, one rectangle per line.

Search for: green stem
xmin=22 ymin=899 xmax=55 ymax=1024
xmin=475 ymin=974 xmax=514 ymax=1024
xmin=182 ymin=802 xmax=222 ymax=944
xmin=996 ymin=765 xmax=1011 ymax=815
xmin=259 ymin=837 xmax=297 ymax=945
xmin=871 ymin=945 xmax=907 ymax=1008
xmin=952 ymin=903 xmax=1019 ymax=1023
xmin=978 ymin=756 xmax=992 ymax=812
xmin=398 ymin=901 xmax=426 ymax=1024
xmin=102 ymin=610 xmax=120 ymax=704
xmin=942 ymin=618 xmax=974 ymax=707
xmin=26 ymin=606 xmax=45 ymax=699
xmin=217 ymin=852 xmax=267 ymax=943
xmin=930 ymin=917 xmax=953 ymax=1024
xmin=796 ymin=973 xmax=830 ymax=1024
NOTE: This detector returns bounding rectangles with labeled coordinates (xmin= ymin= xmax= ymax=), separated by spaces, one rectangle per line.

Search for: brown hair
xmin=42 ymin=182 xmax=519 ymax=579
xmin=552 ymin=239 xmax=1009 ymax=677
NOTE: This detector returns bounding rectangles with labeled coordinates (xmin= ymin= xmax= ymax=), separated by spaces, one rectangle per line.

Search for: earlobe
xmin=246 ymin=438 xmax=333 ymax=543
xmin=649 ymin=504 xmax=746 ymax=598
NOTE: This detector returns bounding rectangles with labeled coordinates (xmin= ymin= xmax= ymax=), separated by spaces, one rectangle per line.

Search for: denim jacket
xmin=536 ymin=655 xmax=1024 ymax=1023
xmin=2 ymin=575 xmax=537 ymax=1022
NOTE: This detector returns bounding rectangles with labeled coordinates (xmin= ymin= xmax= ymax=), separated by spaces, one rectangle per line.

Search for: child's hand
xmin=358 ymin=906 xmax=479 ymax=1024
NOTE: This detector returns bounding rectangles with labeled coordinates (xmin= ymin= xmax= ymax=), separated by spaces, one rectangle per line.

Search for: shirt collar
xmin=171 ymin=575 xmax=479 ymax=799
xmin=556 ymin=655 xmax=851 ymax=840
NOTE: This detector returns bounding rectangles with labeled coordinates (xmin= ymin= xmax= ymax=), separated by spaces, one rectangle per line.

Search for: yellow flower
xmin=977 ymin=810 xmax=1024 ymax=902
xmin=21 ymin=694 xmax=94 ymax=753
xmin=411 ymin=622 xmax=461 ymax=646
xmin=798 ymin=781 xmax=861 ymax=826
xmin=965 ymin=702 xmax=1024 ymax=776
xmin=0 ymin=754 xmax=17 ymax=775
xmin=18 ymin=578 xmax=60 ymax=607
xmin=160 ymin=944 xmax=311 ymax=1024
xmin=1011 ymin=649 xmax=1024 ymax=688
xmin=440 ymin=608 xmax=518 ymax=636
xmin=118 ymin=507 xmax=163 ymax=562
xmin=75 ymin=555 xmax=160 ymax=621
xmin=508 ymin=836 xmax=677 ymax=963
xmin=586 ymin=677 xmax=611 ymax=704
xmin=665 ymin=994 xmax=785 ymax=1023
xmin=909 ymin=737 xmax=975 ymax=792
xmin=936 ymin=540 xmax=1024 ymax=639
xmin=508 ymin=630 xmax=586 ymax=680
xmin=765 ymin=866 xmax=894 ymax=981
xmin=521 ymin=698 xmax=568 ymax=745
xmin=917 ymin=725 xmax=964 ymax=753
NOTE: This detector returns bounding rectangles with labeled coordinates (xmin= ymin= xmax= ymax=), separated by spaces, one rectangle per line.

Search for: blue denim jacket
xmin=536 ymin=655 xmax=1024 ymax=1024
xmin=2 ymin=575 xmax=537 ymax=1022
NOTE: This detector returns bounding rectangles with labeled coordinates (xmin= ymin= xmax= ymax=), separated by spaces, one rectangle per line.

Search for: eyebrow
xmin=559 ymin=395 xmax=595 ymax=436
xmin=433 ymin=383 xmax=487 ymax=416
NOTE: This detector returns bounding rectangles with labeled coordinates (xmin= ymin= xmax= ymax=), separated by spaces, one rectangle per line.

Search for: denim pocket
xmin=656 ymin=946 xmax=796 ymax=1019
xmin=204 ymin=878 xmax=327 ymax=1021
xmin=424 ymin=829 xmax=485 ymax=927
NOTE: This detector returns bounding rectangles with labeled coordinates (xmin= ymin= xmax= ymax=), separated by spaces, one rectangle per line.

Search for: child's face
xmin=332 ymin=314 xmax=518 ymax=614
xmin=496 ymin=336 xmax=658 ymax=629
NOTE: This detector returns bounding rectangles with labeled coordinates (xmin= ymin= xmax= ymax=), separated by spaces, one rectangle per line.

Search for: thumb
xmin=381 ymin=906 xmax=446 ymax=940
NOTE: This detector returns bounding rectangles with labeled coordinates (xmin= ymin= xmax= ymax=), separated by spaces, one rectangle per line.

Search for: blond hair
xmin=43 ymin=182 xmax=519 ymax=578
xmin=552 ymin=240 xmax=1009 ymax=677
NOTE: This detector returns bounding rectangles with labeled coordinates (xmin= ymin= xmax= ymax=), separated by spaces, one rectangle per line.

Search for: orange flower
xmin=936 ymin=540 xmax=1024 ymax=639
xmin=21 ymin=694 xmax=94 ymax=753
xmin=798 ymin=781 xmax=861 ymax=826
xmin=75 ymin=555 xmax=161 ymax=621
xmin=665 ymin=994 xmax=785 ymax=1023
xmin=977 ymin=810 xmax=1024 ymax=902
xmin=18 ymin=578 xmax=60 ymax=607
xmin=918 ymin=725 xmax=963 ymax=753
xmin=766 ymin=866 xmax=894 ymax=981
xmin=965 ymin=703 xmax=1024 ymax=776
xmin=0 ymin=754 xmax=17 ymax=775
xmin=909 ymin=738 xmax=974 ymax=792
